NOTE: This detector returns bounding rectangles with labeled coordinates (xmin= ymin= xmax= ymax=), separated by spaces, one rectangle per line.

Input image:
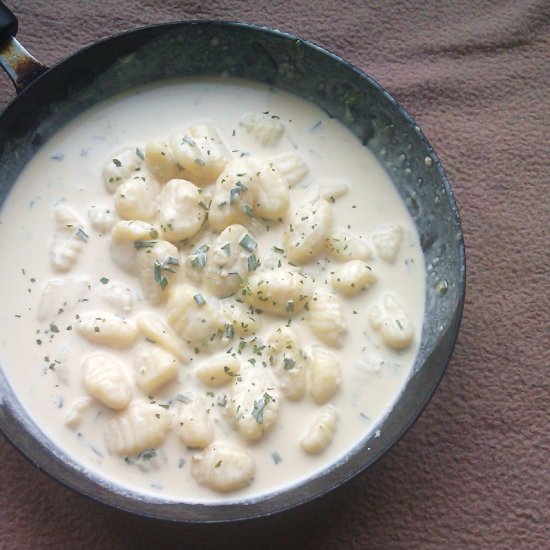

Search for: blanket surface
xmin=0 ymin=1 xmax=548 ymax=548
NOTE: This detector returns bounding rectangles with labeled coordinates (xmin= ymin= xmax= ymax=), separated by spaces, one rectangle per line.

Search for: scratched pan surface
xmin=0 ymin=14 xmax=465 ymax=522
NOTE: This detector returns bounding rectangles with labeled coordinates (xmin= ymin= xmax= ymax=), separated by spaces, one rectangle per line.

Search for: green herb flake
xmin=271 ymin=451 xmax=282 ymax=465
xmin=239 ymin=233 xmax=257 ymax=253
xmin=135 ymin=148 xmax=145 ymax=160
xmin=100 ymin=277 xmax=109 ymax=285
xmin=112 ymin=158 xmax=122 ymax=167
xmin=251 ymin=393 xmax=272 ymax=424
xmin=283 ymin=357 xmax=296 ymax=370
xmin=194 ymin=294 xmax=206 ymax=306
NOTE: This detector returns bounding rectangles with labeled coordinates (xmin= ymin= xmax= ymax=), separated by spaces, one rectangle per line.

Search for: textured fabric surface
xmin=0 ymin=1 xmax=548 ymax=548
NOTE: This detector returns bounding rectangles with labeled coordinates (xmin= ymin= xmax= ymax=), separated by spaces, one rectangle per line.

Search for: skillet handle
xmin=0 ymin=1 xmax=17 ymax=42
xmin=0 ymin=1 xmax=48 ymax=94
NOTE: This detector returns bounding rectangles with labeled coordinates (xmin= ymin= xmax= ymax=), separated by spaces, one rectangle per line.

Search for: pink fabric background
xmin=1 ymin=1 xmax=548 ymax=548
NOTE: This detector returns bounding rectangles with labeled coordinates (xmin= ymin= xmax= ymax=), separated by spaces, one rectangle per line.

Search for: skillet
xmin=0 ymin=1 xmax=465 ymax=522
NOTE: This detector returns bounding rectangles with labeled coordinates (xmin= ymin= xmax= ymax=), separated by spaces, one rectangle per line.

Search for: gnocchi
xmin=175 ymin=393 xmax=214 ymax=449
xmin=195 ymin=355 xmax=241 ymax=387
xmin=372 ymin=224 xmax=403 ymax=263
xmin=309 ymin=348 xmax=341 ymax=404
xmin=191 ymin=443 xmax=255 ymax=493
xmin=284 ymin=198 xmax=333 ymax=264
xmin=76 ymin=312 xmax=138 ymax=349
xmin=331 ymin=260 xmax=376 ymax=297
xmin=300 ymin=404 xmax=339 ymax=455
xmin=307 ymin=291 xmax=347 ymax=348
xmin=83 ymin=353 xmax=132 ymax=410
xmin=369 ymin=292 xmax=415 ymax=350
xmin=105 ymin=401 xmax=172 ymax=456
xmin=133 ymin=344 xmax=179 ymax=394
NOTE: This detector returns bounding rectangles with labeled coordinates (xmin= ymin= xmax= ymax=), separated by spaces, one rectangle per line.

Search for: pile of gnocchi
xmin=50 ymin=115 xmax=415 ymax=494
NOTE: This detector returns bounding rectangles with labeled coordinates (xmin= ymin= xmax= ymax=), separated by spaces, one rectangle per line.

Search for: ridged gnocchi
xmin=267 ymin=326 xmax=307 ymax=400
xmin=369 ymin=292 xmax=414 ymax=350
xmin=230 ymin=368 xmax=280 ymax=441
xmin=372 ymin=224 xmax=403 ymax=263
xmin=195 ymin=355 xmax=241 ymax=387
xmin=133 ymin=344 xmax=179 ymax=394
xmin=240 ymin=112 xmax=285 ymax=145
xmin=76 ymin=312 xmax=138 ymax=349
xmin=102 ymin=148 xmax=143 ymax=193
xmin=114 ymin=174 xmax=160 ymax=221
xmin=83 ymin=353 xmax=132 ymax=410
xmin=169 ymin=125 xmax=230 ymax=185
xmin=284 ymin=198 xmax=333 ymax=264
xmin=175 ymin=393 xmax=214 ymax=449
xmin=243 ymin=268 xmax=312 ymax=316
xmin=204 ymin=224 xmax=255 ymax=298
xmin=191 ymin=443 xmax=255 ymax=493
xmin=221 ymin=300 xmax=259 ymax=336
xmin=50 ymin=204 xmax=87 ymax=272
xmin=307 ymin=291 xmax=347 ymax=348
xmin=134 ymin=311 xmax=189 ymax=364
xmin=301 ymin=404 xmax=339 ymax=454
xmin=309 ymin=348 xmax=341 ymax=404
xmin=156 ymin=179 xmax=206 ymax=242
xmin=250 ymin=158 xmax=290 ymax=219
xmin=326 ymin=232 xmax=372 ymax=262
xmin=105 ymin=401 xmax=172 ymax=456
xmin=135 ymin=240 xmax=180 ymax=305
xmin=208 ymin=159 xmax=257 ymax=231
xmin=167 ymin=285 xmax=225 ymax=347
xmin=331 ymin=260 xmax=376 ymax=297
xmin=272 ymin=153 xmax=309 ymax=187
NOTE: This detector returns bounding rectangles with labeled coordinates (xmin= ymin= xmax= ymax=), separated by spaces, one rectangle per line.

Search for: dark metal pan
xmin=0 ymin=2 xmax=465 ymax=522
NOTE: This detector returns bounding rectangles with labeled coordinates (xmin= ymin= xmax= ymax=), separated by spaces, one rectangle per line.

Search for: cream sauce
xmin=0 ymin=77 xmax=425 ymax=503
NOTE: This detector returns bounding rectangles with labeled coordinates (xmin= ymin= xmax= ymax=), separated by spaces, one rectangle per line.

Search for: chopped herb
xmin=273 ymin=246 xmax=284 ymax=253
xmin=194 ymin=158 xmax=205 ymax=166
xmin=194 ymin=294 xmax=206 ymax=306
xmin=283 ymin=357 xmax=295 ymax=370
xmin=112 ymin=158 xmax=122 ymax=167
xmin=100 ymin=277 xmax=109 ymax=285
xmin=247 ymin=253 xmax=260 ymax=271
xmin=252 ymin=393 xmax=272 ymax=424
xmin=135 ymin=147 xmax=145 ymax=160
xmin=215 ymin=460 xmax=223 ymax=468
xmin=286 ymin=300 xmax=294 ymax=313
xmin=220 ymin=243 xmax=231 ymax=257
xmin=175 ymin=393 xmax=192 ymax=404
xmin=239 ymin=233 xmax=257 ymax=252
xmin=133 ymin=240 xmax=157 ymax=250
xmin=75 ymin=228 xmax=89 ymax=242
xmin=271 ymin=451 xmax=282 ymax=465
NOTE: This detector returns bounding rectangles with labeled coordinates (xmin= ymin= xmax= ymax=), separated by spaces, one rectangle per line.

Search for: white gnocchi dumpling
xmin=309 ymin=348 xmax=341 ymax=404
xmin=221 ymin=300 xmax=259 ymax=336
xmin=284 ymin=198 xmax=333 ymax=264
xmin=326 ymin=232 xmax=372 ymax=262
xmin=301 ymin=404 xmax=339 ymax=455
xmin=109 ymin=220 xmax=159 ymax=272
xmin=133 ymin=344 xmax=179 ymax=394
xmin=50 ymin=203 xmax=88 ymax=272
xmin=230 ymin=368 xmax=280 ymax=441
xmin=191 ymin=443 xmax=255 ymax=493
xmin=76 ymin=312 xmax=138 ymax=349
xmin=267 ymin=326 xmax=306 ymax=401
xmin=240 ymin=112 xmax=285 ymax=145
xmin=204 ymin=224 xmax=256 ymax=298
xmin=114 ymin=174 xmax=160 ymax=221
xmin=249 ymin=158 xmax=290 ymax=219
xmin=144 ymin=138 xmax=182 ymax=183
xmin=369 ymin=292 xmax=414 ymax=350
xmin=372 ymin=224 xmax=403 ymax=263
xmin=175 ymin=393 xmax=214 ymax=449
xmin=88 ymin=205 xmax=117 ymax=233
xmin=136 ymin=240 xmax=180 ymax=305
xmin=38 ymin=276 xmax=89 ymax=321
xmin=167 ymin=285 xmax=225 ymax=347
xmin=64 ymin=397 xmax=93 ymax=429
xmin=102 ymin=148 xmax=144 ymax=193
xmin=134 ymin=311 xmax=189 ymax=364
xmin=307 ymin=290 xmax=347 ymax=348
xmin=169 ymin=124 xmax=230 ymax=185
xmin=272 ymin=153 xmax=309 ymax=187
xmin=83 ymin=353 xmax=132 ymax=410
xmin=195 ymin=355 xmax=241 ymax=387
xmin=243 ymin=268 xmax=312 ymax=316
xmin=105 ymin=401 xmax=172 ymax=456
xmin=208 ymin=159 xmax=257 ymax=232
xmin=331 ymin=260 xmax=377 ymax=297
xmin=156 ymin=179 xmax=206 ymax=242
